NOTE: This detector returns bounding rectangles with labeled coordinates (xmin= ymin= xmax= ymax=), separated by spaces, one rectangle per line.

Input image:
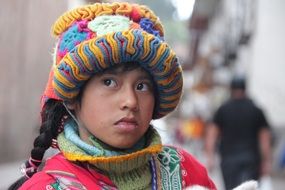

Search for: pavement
xmin=0 ymin=161 xmax=22 ymax=190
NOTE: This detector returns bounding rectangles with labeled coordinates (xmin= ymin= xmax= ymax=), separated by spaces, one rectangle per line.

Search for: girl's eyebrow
xmin=102 ymin=71 xmax=152 ymax=81
xmin=103 ymin=69 xmax=120 ymax=75
xmin=137 ymin=75 xmax=152 ymax=81
xmin=103 ymin=68 xmax=151 ymax=78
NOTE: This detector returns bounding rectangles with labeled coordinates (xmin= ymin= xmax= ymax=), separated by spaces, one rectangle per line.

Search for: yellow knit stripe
xmin=65 ymin=56 xmax=89 ymax=81
xmin=106 ymin=33 xmax=120 ymax=63
xmin=157 ymin=68 xmax=183 ymax=87
xmin=52 ymin=80 xmax=78 ymax=99
xmin=156 ymin=53 xmax=176 ymax=76
xmin=160 ymin=98 xmax=181 ymax=109
xmin=77 ymin=43 xmax=93 ymax=72
xmin=54 ymin=64 xmax=75 ymax=88
xmin=88 ymin=39 xmax=107 ymax=69
xmin=52 ymin=3 xmax=163 ymax=37
xmin=114 ymin=2 xmax=132 ymax=15
xmin=162 ymin=90 xmax=183 ymax=101
xmin=62 ymin=144 xmax=162 ymax=164
xmin=122 ymin=30 xmax=136 ymax=55
xmin=149 ymin=42 xmax=168 ymax=67
xmin=96 ymin=4 xmax=113 ymax=17
xmin=141 ymin=33 xmax=155 ymax=60
xmin=77 ymin=6 xmax=94 ymax=19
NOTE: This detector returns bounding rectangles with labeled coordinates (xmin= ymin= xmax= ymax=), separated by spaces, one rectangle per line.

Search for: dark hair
xmin=230 ymin=76 xmax=246 ymax=90
xmin=8 ymin=100 xmax=68 ymax=189
xmin=9 ymin=62 xmax=157 ymax=189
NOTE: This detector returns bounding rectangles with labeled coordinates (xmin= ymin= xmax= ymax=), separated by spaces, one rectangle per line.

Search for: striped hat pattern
xmin=42 ymin=2 xmax=183 ymax=119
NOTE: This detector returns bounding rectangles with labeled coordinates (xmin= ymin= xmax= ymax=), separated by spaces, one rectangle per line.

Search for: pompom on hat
xmin=42 ymin=2 xmax=183 ymax=119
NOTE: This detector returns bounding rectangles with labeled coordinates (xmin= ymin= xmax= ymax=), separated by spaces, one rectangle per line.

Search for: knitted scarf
xmin=57 ymin=119 xmax=162 ymax=189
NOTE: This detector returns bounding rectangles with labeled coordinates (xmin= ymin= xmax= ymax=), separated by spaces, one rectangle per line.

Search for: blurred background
xmin=0 ymin=0 xmax=284 ymax=189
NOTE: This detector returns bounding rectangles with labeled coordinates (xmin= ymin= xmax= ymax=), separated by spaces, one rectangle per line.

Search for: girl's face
xmin=73 ymin=66 xmax=155 ymax=149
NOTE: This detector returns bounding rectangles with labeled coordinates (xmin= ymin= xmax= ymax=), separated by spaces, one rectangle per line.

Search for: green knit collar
xmin=57 ymin=126 xmax=162 ymax=189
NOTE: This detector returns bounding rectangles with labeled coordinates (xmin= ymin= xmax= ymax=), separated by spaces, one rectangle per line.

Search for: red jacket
xmin=20 ymin=146 xmax=216 ymax=189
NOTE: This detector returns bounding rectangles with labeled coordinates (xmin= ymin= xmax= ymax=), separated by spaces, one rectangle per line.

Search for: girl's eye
xmin=103 ymin=79 xmax=116 ymax=87
xmin=136 ymin=82 xmax=150 ymax=91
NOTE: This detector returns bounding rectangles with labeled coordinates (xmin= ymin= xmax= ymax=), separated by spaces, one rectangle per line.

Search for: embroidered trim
xmin=46 ymin=170 xmax=87 ymax=190
xmin=153 ymin=156 xmax=162 ymax=190
xmin=150 ymin=157 xmax=158 ymax=190
xmin=157 ymin=147 xmax=183 ymax=190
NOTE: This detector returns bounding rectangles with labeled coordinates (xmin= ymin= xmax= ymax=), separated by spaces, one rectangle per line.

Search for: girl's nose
xmin=119 ymin=86 xmax=139 ymax=112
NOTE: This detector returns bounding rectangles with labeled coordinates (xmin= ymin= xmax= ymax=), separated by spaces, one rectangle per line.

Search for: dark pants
xmin=220 ymin=154 xmax=260 ymax=190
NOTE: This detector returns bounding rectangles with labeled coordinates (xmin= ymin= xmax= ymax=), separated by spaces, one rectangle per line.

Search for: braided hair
xmin=8 ymin=100 xmax=68 ymax=189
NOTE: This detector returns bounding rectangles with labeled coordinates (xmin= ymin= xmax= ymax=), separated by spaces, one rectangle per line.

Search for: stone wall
xmin=0 ymin=0 xmax=67 ymax=163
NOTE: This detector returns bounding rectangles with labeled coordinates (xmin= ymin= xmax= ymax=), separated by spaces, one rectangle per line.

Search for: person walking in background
xmin=8 ymin=2 xmax=216 ymax=189
xmin=205 ymin=76 xmax=272 ymax=190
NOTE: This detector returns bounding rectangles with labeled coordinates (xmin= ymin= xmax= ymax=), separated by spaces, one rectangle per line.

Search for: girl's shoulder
xmin=158 ymin=145 xmax=216 ymax=189
xmin=19 ymin=170 xmax=56 ymax=190
xmin=19 ymin=154 xmax=69 ymax=189
xmin=20 ymin=153 xmax=114 ymax=190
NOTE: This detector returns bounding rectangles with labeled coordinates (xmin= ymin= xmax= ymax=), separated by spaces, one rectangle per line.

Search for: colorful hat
xmin=42 ymin=2 xmax=183 ymax=119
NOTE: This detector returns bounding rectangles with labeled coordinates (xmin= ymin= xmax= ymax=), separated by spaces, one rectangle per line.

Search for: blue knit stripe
xmin=129 ymin=30 xmax=144 ymax=60
xmin=73 ymin=47 xmax=94 ymax=75
xmin=68 ymin=53 xmax=90 ymax=82
xmin=139 ymin=38 xmax=160 ymax=65
xmin=64 ymin=121 xmax=103 ymax=156
xmin=83 ymin=45 xmax=104 ymax=73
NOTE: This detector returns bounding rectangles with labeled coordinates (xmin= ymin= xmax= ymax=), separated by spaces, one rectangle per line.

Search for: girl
xmin=9 ymin=2 xmax=216 ymax=190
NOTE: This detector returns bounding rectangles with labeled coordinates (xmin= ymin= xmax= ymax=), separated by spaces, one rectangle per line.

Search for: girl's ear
xmin=64 ymin=101 xmax=79 ymax=111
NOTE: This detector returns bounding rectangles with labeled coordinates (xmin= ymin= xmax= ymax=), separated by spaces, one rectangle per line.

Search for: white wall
xmin=250 ymin=0 xmax=285 ymax=128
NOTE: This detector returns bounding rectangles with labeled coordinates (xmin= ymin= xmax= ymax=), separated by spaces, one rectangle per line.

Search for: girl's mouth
xmin=114 ymin=117 xmax=138 ymax=132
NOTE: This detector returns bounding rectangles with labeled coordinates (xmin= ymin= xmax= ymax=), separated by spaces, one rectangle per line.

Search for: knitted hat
xmin=42 ymin=2 xmax=183 ymax=119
